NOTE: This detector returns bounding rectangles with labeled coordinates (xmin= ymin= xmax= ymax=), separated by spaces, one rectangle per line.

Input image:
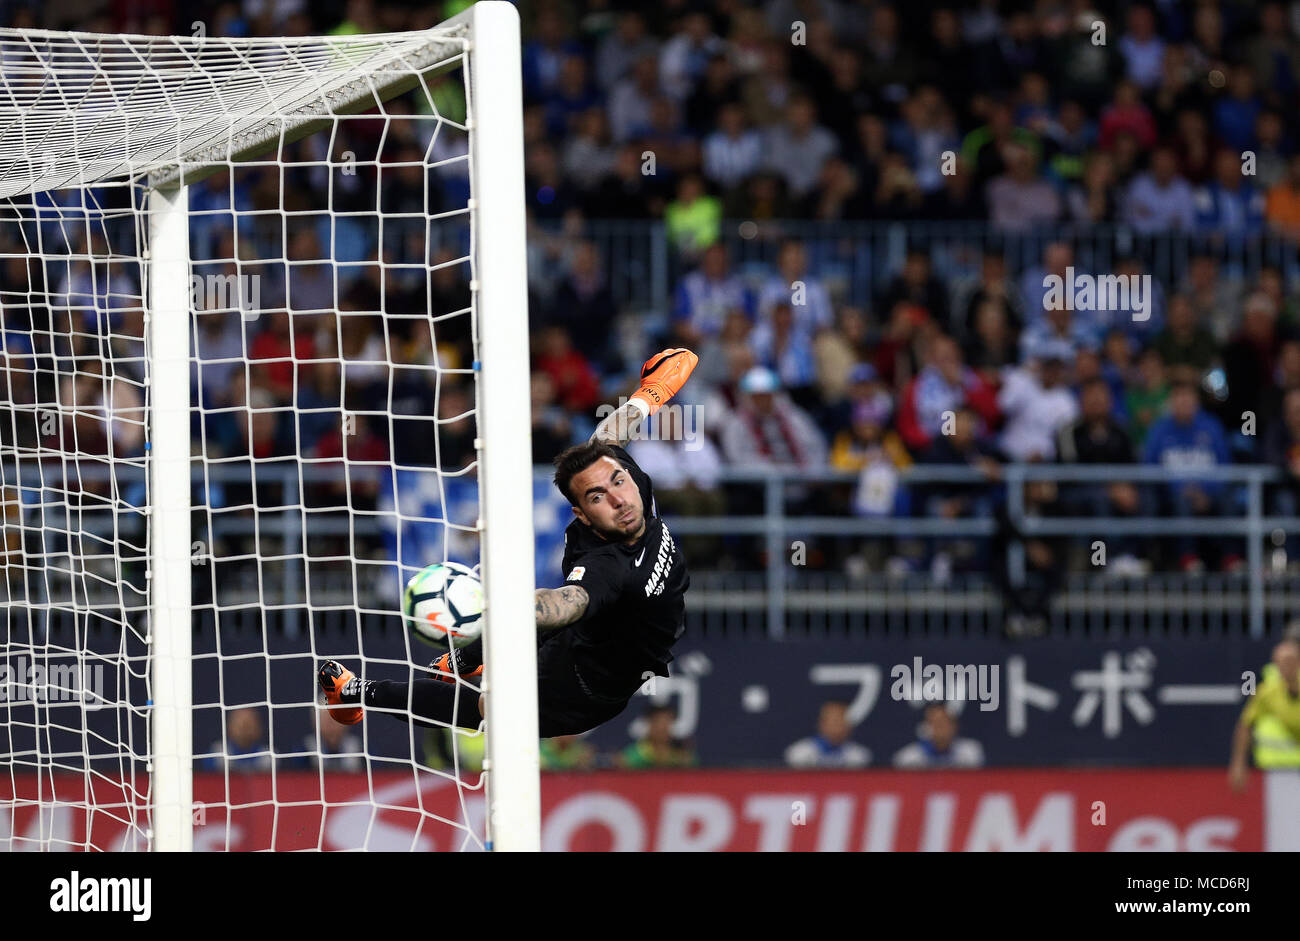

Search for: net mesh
xmin=0 ymin=25 xmax=497 ymax=851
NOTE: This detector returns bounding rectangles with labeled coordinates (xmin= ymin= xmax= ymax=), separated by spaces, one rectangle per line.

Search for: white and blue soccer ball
xmin=401 ymin=562 xmax=484 ymax=648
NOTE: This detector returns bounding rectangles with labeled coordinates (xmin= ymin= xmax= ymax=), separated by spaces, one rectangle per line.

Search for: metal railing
xmin=533 ymin=219 xmax=1300 ymax=314
xmin=4 ymin=459 xmax=1298 ymax=639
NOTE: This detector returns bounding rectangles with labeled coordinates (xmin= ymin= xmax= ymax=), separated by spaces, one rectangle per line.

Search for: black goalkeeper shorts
xmin=370 ymin=632 xmax=632 ymax=738
xmin=534 ymin=632 xmax=632 ymax=737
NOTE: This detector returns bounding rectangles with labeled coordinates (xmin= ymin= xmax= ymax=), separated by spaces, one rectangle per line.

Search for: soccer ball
xmin=402 ymin=562 xmax=484 ymax=649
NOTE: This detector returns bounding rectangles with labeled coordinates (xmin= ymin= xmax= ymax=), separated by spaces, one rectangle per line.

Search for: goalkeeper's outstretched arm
xmin=534 ymin=585 xmax=588 ymax=631
xmin=590 ymin=348 xmax=699 ymax=447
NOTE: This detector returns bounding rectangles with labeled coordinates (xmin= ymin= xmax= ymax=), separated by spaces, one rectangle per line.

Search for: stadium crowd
xmin=4 ymin=0 xmax=1300 ymax=589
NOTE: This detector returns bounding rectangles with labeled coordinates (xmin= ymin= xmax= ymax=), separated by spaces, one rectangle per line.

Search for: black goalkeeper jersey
xmin=558 ymin=445 xmax=690 ymax=701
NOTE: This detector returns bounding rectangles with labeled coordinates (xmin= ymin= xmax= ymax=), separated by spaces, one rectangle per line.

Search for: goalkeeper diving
xmin=318 ymin=348 xmax=698 ymax=737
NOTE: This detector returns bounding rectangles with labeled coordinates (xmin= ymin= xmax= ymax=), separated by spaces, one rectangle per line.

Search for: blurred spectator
xmin=587 ymin=144 xmax=664 ymax=218
xmin=702 ymin=101 xmax=763 ymax=192
xmin=720 ymin=366 xmax=827 ymax=470
xmin=595 ymin=12 xmax=658 ymax=91
xmin=957 ymin=249 xmax=1025 ymax=339
xmin=1179 ymin=253 xmax=1240 ymax=344
xmin=522 ymin=8 xmax=584 ymax=103
xmin=961 ymin=102 xmax=1035 ymax=189
xmin=813 ymin=306 xmax=870 ymax=403
xmin=212 ymin=382 xmax=293 ymax=464
xmin=433 ymin=384 xmax=477 ymax=473
xmin=985 ymin=140 xmax=1060 ymax=232
xmin=194 ymin=310 xmax=248 ymax=410
xmin=205 ymin=707 xmax=272 ymax=773
xmin=1247 ymin=2 xmax=1300 ymax=104
xmin=1252 ymin=110 xmax=1288 ymax=189
xmin=918 ymin=406 xmax=1002 ymax=527
xmin=785 ymin=700 xmax=871 ymax=768
xmin=1057 ymin=378 xmax=1143 ymax=570
xmin=1019 ymin=302 xmax=1101 ymax=365
xmin=1123 ymin=145 xmax=1195 ymax=232
xmin=762 ymin=94 xmax=838 ymax=201
xmin=804 ymin=156 xmax=870 ymax=220
xmin=1223 ymin=291 xmax=1285 ymax=434
xmin=1212 ymin=66 xmax=1261 ymax=153
xmin=964 ymin=298 xmax=1019 ymax=380
xmin=1109 ymin=257 xmax=1166 ymax=342
xmin=1043 ymin=98 xmax=1097 ymax=184
xmin=1099 ymin=79 xmax=1157 ymax=151
xmin=1262 ymin=387 xmax=1300 ymax=531
xmin=1018 ymin=241 xmax=1074 ymax=325
xmin=543 ymin=55 xmax=600 ymax=139
xmin=664 ymin=172 xmax=722 ymax=258
xmin=540 ymin=734 xmax=597 ymax=771
xmin=545 ymin=239 xmax=616 ymax=365
xmin=658 ymin=11 xmax=722 ymax=102
xmin=524 ymin=141 xmax=578 ymax=221
xmin=897 ymin=334 xmax=999 ymax=453
xmin=301 ymin=714 xmax=363 ymax=772
xmin=1117 ymin=4 xmax=1165 ymax=91
xmin=627 ymin=407 xmax=724 ymax=559
xmin=1143 ymin=381 xmax=1233 ymax=571
xmin=1125 ymin=346 xmax=1170 ymax=450
xmin=873 ymin=150 xmax=925 ymax=217
xmin=1260 ymin=266 xmax=1300 ymax=333
xmin=671 ymin=242 xmax=753 ymax=345
xmin=248 ymin=310 xmax=314 ymax=401
xmin=1193 ymin=148 xmax=1265 ymax=235
xmin=876 ymin=300 xmax=938 ymax=389
xmin=1058 ymin=378 xmax=1135 ymax=466
xmin=534 ymin=326 xmax=600 ymax=414
xmin=1065 ymin=150 xmax=1119 ymax=224
xmin=756 ymin=240 xmax=834 ymax=331
xmin=530 ymin=372 xmax=575 ymax=464
xmin=827 ymin=365 xmax=909 ymax=518
xmin=1230 ymin=639 xmax=1300 ymax=791
xmin=750 ymin=301 xmax=817 ymax=398
xmin=893 ymin=703 xmax=984 ymax=769
xmin=424 ymin=726 xmax=485 ymax=774
xmin=879 ymin=249 xmax=949 ymax=328
xmin=639 ymin=96 xmax=698 ymax=178
xmin=891 ymin=86 xmax=960 ymax=195
xmin=685 ymin=51 xmax=741 ymax=135
xmin=998 ymin=348 xmax=1079 ymax=463
xmin=607 ymin=54 xmax=660 ymax=143
xmin=617 ymin=705 xmax=696 ymax=768
xmin=562 ymin=107 xmax=617 ymax=192
xmin=1265 ymin=155 xmax=1300 ymax=239
xmin=1154 ymin=293 xmax=1219 ymax=386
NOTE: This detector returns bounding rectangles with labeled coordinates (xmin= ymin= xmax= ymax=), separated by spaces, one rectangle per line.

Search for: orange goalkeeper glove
xmin=630 ymin=348 xmax=699 ymax=417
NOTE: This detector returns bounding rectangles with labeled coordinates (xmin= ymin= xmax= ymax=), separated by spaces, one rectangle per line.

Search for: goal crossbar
xmin=0 ymin=27 xmax=470 ymax=198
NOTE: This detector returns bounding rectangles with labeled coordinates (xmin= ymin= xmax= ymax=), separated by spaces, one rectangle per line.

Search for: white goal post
xmin=0 ymin=1 xmax=539 ymax=852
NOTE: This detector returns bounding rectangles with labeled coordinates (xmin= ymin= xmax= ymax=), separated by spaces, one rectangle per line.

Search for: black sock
xmin=367 ymin=678 xmax=482 ymax=731
xmin=452 ymin=638 xmax=483 ymax=673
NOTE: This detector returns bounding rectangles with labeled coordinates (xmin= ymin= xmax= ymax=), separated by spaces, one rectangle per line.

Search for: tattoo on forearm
xmin=534 ymin=585 xmax=589 ymax=630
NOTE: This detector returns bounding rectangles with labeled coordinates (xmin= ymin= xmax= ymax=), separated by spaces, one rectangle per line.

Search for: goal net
xmin=0 ymin=1 xmax=539 ymax=852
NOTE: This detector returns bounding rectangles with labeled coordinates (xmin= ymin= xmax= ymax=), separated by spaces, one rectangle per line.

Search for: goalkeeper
xmin=318 ymin=348 xmax=698 ymax=737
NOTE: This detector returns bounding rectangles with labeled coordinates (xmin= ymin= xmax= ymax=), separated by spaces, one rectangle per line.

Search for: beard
xmin=592 ymin=508 xmax=645 ymax=543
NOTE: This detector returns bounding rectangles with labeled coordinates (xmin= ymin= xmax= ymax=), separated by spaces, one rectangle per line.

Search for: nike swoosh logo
xmin=634 ymin=548 xmax=647 ymax=566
